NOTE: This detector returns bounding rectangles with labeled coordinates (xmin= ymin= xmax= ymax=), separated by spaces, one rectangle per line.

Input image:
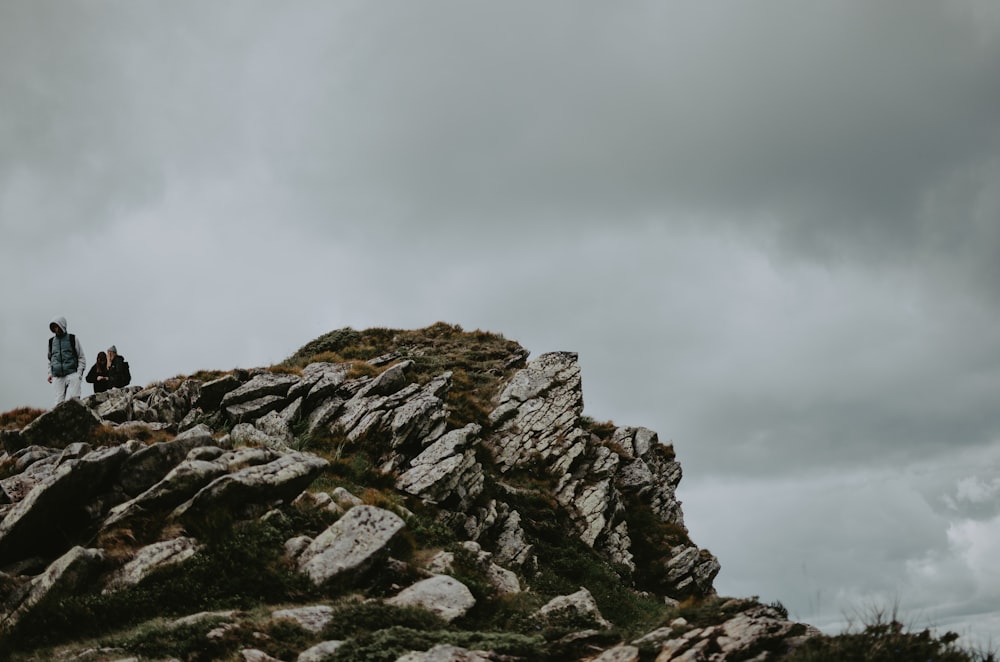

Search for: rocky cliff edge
xmin=0 ymin=323 xmax=817 ymax=661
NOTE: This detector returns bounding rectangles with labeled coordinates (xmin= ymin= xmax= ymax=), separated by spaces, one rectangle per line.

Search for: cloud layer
xmin=3 ymin=0 xmax=999 ymax=646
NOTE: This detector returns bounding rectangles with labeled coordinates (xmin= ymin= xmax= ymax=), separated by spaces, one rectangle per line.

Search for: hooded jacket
xmin=48 ymin=317 xmax=86 ymax=379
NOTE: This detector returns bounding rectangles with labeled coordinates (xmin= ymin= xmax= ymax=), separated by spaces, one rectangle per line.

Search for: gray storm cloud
xmin=3 ymin=0 xmax=1000 ymax=647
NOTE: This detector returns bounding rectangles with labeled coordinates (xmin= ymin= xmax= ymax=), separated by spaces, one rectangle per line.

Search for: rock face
xmin=0 ymin=325 xmax=814 ymax=660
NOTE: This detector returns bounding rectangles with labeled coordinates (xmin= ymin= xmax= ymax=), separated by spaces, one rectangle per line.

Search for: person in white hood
xmin=47 ymin=316 xmax=86 ymax=405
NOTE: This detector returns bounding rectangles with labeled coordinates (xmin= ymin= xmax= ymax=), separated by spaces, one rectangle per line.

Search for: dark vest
xmin=49 ymin=334 xmax=78 ymax=378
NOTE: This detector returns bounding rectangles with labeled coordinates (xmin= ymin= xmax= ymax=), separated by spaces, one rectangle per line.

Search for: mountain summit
xmin=0 ymin=323 xmax=819 ymax=660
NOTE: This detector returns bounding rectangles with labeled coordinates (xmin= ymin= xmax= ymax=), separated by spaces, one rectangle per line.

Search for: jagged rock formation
xmin=0 ymin=324 xmax=815 ymax=661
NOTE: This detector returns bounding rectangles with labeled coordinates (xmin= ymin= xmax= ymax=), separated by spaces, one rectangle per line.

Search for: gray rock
xmin=297 ymin=640 xmax=345 ymax=662
xmin=254 ymin=397 xmax=303 ymax=446
xmin=301 ymin=364 xmax=350 ymax=412
xmin=0 ymin=445 xmax=130 ymax=565
xmin=396 ymin=424 xmax=483 ymax=509
xmin=103 ymin=459 xmax=227 ymax=529
xmin=395 ymin=644 xmax=493 ymax=661
xmin=664 ymin=544 xmax=721 ymax=600
xmin=225 ymin=395 xmax=287 ymax=424
xmin=229 ymin=423 xmax=283 ymax=448
xmin=589 ymin=646 xmax=640 ymax=662
xmin=271 ymin=605 xmax=334 ymax=633
xmin=104 ymin=537 xmax=201 ymax=592
xmin=171 ymin=451 xmax=329 ymax=524
xmin=648 ymin=604 xmax=819 ymax=661
xmin=117 ymin=424 xmax=217 ymax=497
xmin=196 ymin=374 xmax=242 ymax=411
xmin=143 ymin=381 xmax=202 ymax=427
xmin=239 ymin=649 xmax=284 ymax=662
xmin=534 ymin=587 xmax=611 ymax=629
xmin=298 ymin=505 xmax=405 ymax=586
xmin=386 ymin=575 xmax=476 ymax=623
xmin=430 ymin=542 xmax=520 ymax=596
xmin=0 ymin=429 xmax=22 ymax=454
xmin=96 ymin=389 xmax=136 ymax=425
xmin=487 ymin=352 xmax=583 ymax=472
xmin=362 ymin=360 xmax=412 ymax=397
xmin=18 ymin=399 xmax=103 ymax=450
xmin=0 ymin=450 xmax=59 ymax=504
xmin=387 ymin=372 xmax=451 ymax=449
xmin=305 ymin=397 xmax=344 ymax=435
xmin=0 ymin=546 xmax=106 ymax=635
xmin=221 ymin=373 xmax=300 ymax=409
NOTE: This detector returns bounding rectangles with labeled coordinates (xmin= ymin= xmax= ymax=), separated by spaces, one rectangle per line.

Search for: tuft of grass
xmin=579 ymin=415 xmax=618 ymax=439
xmin=0 ymin=407 xmax=45 ymax=430
xmin=786 ymin=608 xmax=996 ymax=662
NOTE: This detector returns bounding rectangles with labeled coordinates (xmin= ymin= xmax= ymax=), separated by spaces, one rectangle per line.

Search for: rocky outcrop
xmin=0 ymin=326 xmax=816 ymax=661
xmin=634 ymin=603 xmax=821 ymax=661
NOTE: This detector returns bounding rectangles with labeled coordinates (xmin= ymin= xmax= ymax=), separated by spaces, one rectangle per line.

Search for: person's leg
xmin=67 ymin=373 xmax=82 ymax=400
xmin=52 ymin=375 xmax=68 ymax=405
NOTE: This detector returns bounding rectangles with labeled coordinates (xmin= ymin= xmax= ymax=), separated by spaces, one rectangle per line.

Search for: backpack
xmin=121 ymin=359 xmax=131 ymax=386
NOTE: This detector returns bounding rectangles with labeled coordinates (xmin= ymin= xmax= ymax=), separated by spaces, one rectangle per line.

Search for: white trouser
xmin=53 ymin=373 xmax=82 ymax=405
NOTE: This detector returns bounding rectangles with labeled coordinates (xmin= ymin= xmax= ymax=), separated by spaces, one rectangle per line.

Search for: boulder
xmin=171 ymin=451 xmax=329 ymax=524
xmin=429 ymin=542 xmax=520 ymax=596
xmin=95 ymin=389 xmax=137 ymax=424
xmin=362 ymin=360 xmax=412 ymax=397
xmin=297 ymin=640 xmax=345 ymax=661
xmin=221 ymin=373 xmax=299 ymax=409
xmin=116 ymin=424 xmax=218 ymax=497
xmin=103 ymin=458 xmax=228 ymax=529
xmin=18 ymin=399 xmax=102 ymax=450
xmin=396 ymin=424 xmax=484 ymax=509
xmin=254 ymin=397 xmax=303 ymax=446
xmin=103 ymin=537 xmax=201 ymax=592
xmin=225 ymin=395 xmax=287 ymax=424
xmin=297 ymin=505 xmax=405 ymax=586
xmin=271 ymin=605 xmax=334 ymax=633
xmin=589 ymin=646 xmax=640 ymax=662
xmin=396 ymin=644 xmax=493 ymax=662
xmin=663 ymin=545 xmax=721 ymax=600
xmin=533 ymin=587 xmax=611 ymax=630
xmin=0 ymin=546 xmax=106 ymax=635
xmin=195 ymin=374 xmax=242 ymax=411
xmin=0 ymin=445 xmax=131 ymax=565
xmin=386 ymin=574 xmax=476 ymax=623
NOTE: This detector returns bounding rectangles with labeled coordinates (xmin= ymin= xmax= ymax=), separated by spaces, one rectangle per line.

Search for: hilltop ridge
xmin=0 ymin=323 xmax=821 ymax=661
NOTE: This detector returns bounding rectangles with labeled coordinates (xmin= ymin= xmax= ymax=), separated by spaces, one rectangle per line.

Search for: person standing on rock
xmin=47 ymin=316 xmax=86 ymax=406
xmin=107 ymin=345 xmax=131 ymax=389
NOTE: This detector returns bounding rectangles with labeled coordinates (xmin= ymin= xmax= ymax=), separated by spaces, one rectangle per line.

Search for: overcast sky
xmin=3 ymin=0 xmax=1000 ymax=646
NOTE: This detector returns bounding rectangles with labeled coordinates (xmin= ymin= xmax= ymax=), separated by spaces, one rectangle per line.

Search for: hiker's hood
xmin=50 ymin=316 xmax=68 ymax=334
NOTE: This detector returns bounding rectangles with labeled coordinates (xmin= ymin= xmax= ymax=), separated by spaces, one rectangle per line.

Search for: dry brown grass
xmin=0 ymin=407 xmax=46 ymax=430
